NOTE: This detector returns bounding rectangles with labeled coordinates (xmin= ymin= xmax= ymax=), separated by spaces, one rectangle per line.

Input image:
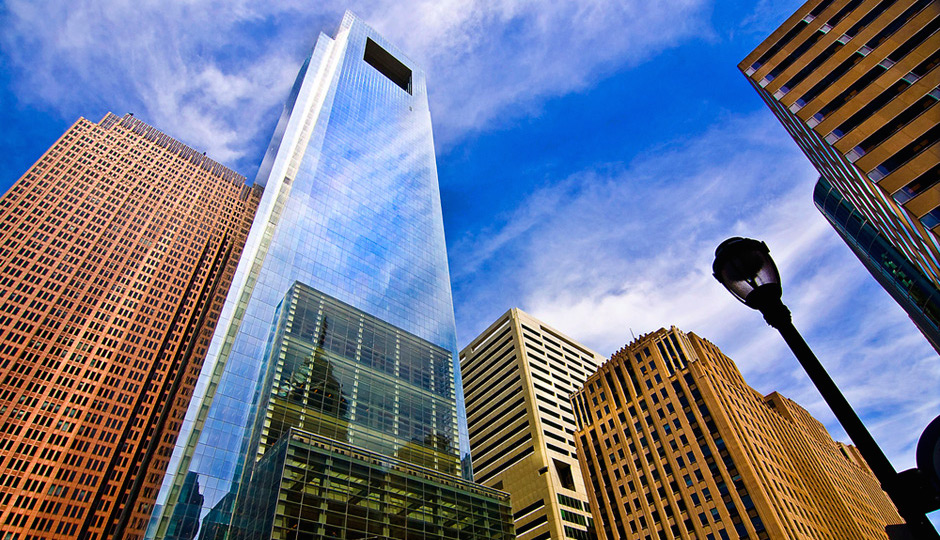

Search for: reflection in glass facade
xmin=148 ymin=12 xmax=485 ymax=538
xmin=232 ymin=430 xmax=512 ymax=540
xmin=814 ymin=177 xmax=940 ymax=354
xmin=248 ymin=282 xmax=461 ymax=475
xmin=224 ymin=283 xmax=511 ymax=539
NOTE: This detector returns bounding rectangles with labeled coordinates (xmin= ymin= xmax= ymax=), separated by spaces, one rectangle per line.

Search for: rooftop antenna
xmin=630 ymin=327 xmax=637 ymax=341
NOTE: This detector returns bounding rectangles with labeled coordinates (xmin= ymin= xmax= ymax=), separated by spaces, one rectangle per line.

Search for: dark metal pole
xmin=760 ymin=298 xmax=938 ymax=539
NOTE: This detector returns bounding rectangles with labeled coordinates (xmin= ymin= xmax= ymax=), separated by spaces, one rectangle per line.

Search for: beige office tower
xmin=571 ymin=327 xmax=903 ymax=540
xmin=460 ymin=308 xmax=605 ymax=540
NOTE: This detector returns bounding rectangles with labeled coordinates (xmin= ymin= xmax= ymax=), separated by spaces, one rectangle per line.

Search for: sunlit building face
xmin=151 ymin=12 xmax=512 ymax=540
xmin=0 ymin=112 xmax=262 ymax=539
xmin=740 ymin=0 xmax=940 ymax=353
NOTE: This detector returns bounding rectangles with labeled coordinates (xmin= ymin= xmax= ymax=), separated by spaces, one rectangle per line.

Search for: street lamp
xmin=712 ymin=237 xmax=939 ymax=539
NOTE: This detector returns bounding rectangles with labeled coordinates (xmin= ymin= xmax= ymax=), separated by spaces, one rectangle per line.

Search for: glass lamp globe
xmin=712 ymin=237 xmax=782 ymax=310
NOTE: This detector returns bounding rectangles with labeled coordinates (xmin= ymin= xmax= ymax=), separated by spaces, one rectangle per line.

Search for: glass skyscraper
xmin=148 ymin=12 xmax=511 ymax=539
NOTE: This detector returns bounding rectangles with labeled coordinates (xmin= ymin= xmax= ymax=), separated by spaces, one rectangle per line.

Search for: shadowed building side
xmin=814 ymin=175 xmax=940 ymax=351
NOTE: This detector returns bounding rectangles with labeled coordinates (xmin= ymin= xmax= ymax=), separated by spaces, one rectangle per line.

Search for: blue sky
xmin=1 ymin=0 xmax=937 ymax=517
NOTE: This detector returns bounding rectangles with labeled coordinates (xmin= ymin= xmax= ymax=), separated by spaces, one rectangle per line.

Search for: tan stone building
xmin=0 ymin=113 xmax=261 ymax=538
xmin=571 ymin=327 xmax=902 ymax=539
xmin=740 ymin=0 xmax=940 ymax=348
xmin=460 ymin=308 xmax=604 ymax=539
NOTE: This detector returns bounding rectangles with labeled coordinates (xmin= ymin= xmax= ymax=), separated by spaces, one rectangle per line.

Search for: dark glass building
xmin=243 ymin=283 xmax=461 ymax=475
xmin=225 ymin=282 xmax=510 ymax=538
xmin=149 ymin=12 xmax=512 ymax=539
xmin=814 ymin=176 xmax=940 ymax=351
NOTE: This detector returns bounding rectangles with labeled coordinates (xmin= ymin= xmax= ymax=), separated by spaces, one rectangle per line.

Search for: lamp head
xmin=712 ymin=237 xmax=782 ymax=311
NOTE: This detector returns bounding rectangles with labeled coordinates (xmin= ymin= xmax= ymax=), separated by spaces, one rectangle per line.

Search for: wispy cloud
xmin=452 ymin=112 xmax=824 ymax=351
xmin=1 ymin=0 xmax=304 ymax=172
xmin=739 ymin=0 xmax=805 ymax=36
xmin=1 ymin=0 xmax=711 ymax=173
xmin=450 ymin=111 xmax=939 ymax=468
xmin=365 ymin=0 xmax=714 ymax=144
xmin=4 ymin=0 xmax=934 ymax=486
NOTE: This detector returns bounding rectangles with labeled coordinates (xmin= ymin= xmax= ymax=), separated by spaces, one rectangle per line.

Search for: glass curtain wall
xmin=150 ymin=12 xmax=471 ymax=539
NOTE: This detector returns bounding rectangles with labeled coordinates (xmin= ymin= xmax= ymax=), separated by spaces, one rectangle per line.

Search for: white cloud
xmin=450 ymin=111 xmax=940 ymax=468
xmin=2 ymin=0 xmax=305 ymax=172
xmin=4 ymin=0 xmax=935 ymax=487
xmin=365 ymin=0 xmax=714 ymax=144
xmin=452 ymin=112 xmax=823 ymax=350
xmin=1 ymin=0 xmax=711 ymax=171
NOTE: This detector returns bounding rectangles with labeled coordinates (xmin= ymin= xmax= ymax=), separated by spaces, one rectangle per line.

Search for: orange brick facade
xmin=0 ymin=113 xmax=261 ymax=539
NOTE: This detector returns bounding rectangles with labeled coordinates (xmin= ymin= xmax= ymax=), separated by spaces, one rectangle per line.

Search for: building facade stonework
xmin=571 ymin=327 xmax=902 ymax=539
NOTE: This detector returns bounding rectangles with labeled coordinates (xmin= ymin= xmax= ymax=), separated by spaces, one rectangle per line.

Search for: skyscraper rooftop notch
xmin=364 ymin=37 xmax=413 ymax=94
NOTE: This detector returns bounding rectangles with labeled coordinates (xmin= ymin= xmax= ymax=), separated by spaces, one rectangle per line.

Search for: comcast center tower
xmin=148 ymin=12 xmax=512 ymax=540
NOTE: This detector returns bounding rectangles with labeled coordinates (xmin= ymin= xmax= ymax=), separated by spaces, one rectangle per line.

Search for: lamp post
xmin=712 ymin=237 xmax=939 ymax=539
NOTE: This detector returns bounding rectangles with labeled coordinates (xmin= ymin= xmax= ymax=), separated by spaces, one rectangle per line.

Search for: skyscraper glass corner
xmin=813 ymin=176 xmax=940 ymax=352
xmin=148 ymin=12 xmax=507 ymax=539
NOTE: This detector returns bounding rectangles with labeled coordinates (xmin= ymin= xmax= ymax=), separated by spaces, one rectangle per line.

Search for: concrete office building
xmin=151 ymin=13 xmax=512 ymax=539
xmin=740 ymin=0 xmax=940 ymax=351
xmin=0 ymin=113 xmax=262 ymax=538
xmin=571 ymin=327 xmax=902 ymax=540
xmin=460 ymin=309 xmax=603 ymax=540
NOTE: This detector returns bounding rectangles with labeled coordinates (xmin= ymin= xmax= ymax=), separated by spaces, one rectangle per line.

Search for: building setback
xmin=571 ymin=327 xmax=902 ymax=540
xmin=460 ymin=308 xmax=603 ymax=540
xmin=151 ymin=12 xmax=512 ymax=539
xmin=739 ymin=0 xmax=940 ymax=351
xmin=0 ymin=113 xmax=262 ymax=538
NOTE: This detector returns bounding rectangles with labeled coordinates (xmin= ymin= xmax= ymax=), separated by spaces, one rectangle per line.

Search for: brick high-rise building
xmin=0 ymin=113 xmax=262 ymax=538
xmin=739 ymin=0 xmax=940 ymax=352
xmin=460 ymin=309 xmax=603 ymax=540
xmin=571 ymin=327 xmax=902 ymax=540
